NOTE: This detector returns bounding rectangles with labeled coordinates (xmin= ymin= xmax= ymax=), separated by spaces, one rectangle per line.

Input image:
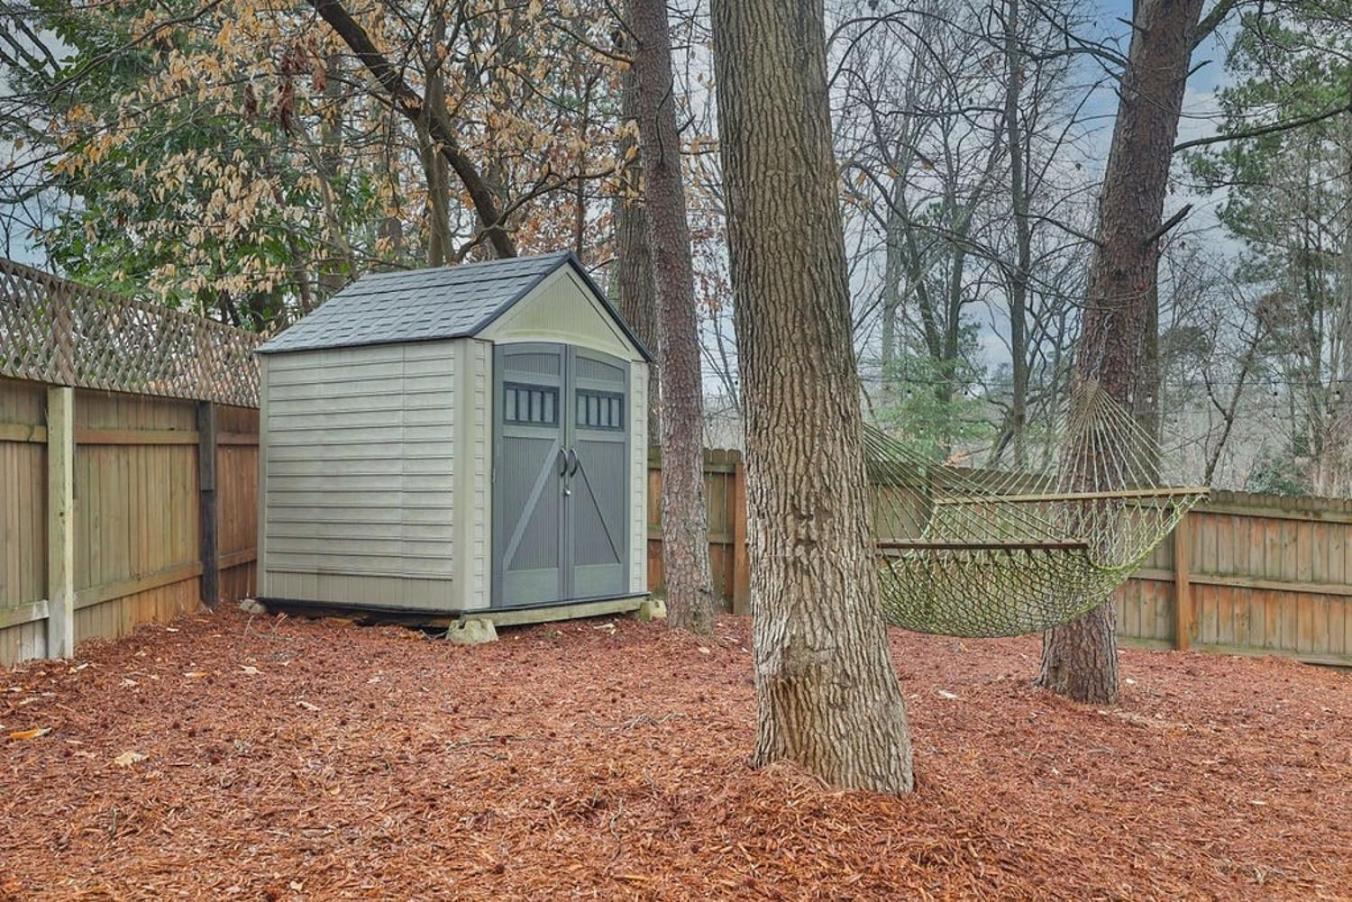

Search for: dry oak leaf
xmin=8 ymin=727 xmax=51 ymax=741
xmin=113 ymin=751 xmax=148 ymax=767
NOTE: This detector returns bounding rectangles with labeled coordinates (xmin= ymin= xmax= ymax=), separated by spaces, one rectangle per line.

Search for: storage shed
xmin=255 ymin=252 xmax=652 ymax=623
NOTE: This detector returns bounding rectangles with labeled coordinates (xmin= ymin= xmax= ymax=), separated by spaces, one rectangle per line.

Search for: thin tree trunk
xmin=614 ymin=63 xmax=662 ymax=443
xmin=1038 ymin=0 xmax=1206 ymax=705
xmin=1202 ymin=324 xmax=1263 ymax=484
xmin=880 ymin=191 xmax=905 ymax=396
xmin=629 ymin=0 xmax=716 ymax=634
xmin=419 ymin=12 xmax=452 ymax=268
xmin=1314 ymin=127 xmax=1352 ymax=494
xmin=1003 ymin=0 xmax=1030 ymax=469
xmin=711 ymin=0 xmax=914 ymax=793
xmin=377 ymin=108 xmax=405 ymax=267
xmin=318 ymin=52 xmax=351 ymax=296
xmin=418 ymin=112 xmax=453 ymax=266
xmin=1135 ymin=284 xmax=1162 ymax=477
xmin=574 ymin=78 xmax=592 ymax=262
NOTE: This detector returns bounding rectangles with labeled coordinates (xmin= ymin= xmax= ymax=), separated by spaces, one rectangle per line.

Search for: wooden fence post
xmin=1173 ymin=512 xmax=1192 ymax=650
xmin=731 ymin=455 xmax=750 ymax=615
xmin=197 ymin=401 xmax=219 ymax=608
xmin=46 ymin=386 xmax=75 ymax=658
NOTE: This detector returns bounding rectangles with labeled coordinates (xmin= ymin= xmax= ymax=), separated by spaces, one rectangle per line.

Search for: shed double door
xmin=492 ymin=343 xmax=629 ymax=607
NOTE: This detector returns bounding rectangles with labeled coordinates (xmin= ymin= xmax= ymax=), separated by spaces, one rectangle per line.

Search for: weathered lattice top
xmin=0 ymin=259 xmax=260 ymax=408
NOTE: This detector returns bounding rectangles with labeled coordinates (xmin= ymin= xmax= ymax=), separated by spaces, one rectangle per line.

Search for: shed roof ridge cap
xmin=356 ymin=251 xmax=571 ymax=282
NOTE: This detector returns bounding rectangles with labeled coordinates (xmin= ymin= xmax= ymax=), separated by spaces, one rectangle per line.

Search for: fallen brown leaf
xmin=7 ymin=727 xmax=51 ymax=741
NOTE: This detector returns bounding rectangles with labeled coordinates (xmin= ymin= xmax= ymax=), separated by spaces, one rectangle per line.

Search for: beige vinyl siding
xmin=452 ymin=338 xmax=493 ymax=611
xmin=629 ymin=364 xmax=649 ymax=594
xmin=260 ymin=341 xmax=457 ymax=610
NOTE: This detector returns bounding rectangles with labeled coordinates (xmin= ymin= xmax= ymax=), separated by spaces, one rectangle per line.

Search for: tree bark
xmin=418 ymin=12 xmax=452 ymax=267
xmin=711 ymin=0 xmax=914 ymax=793
xmin=1135 ymin=283 xmax=1162 ymax=476
xmin=614 ymin=62 xmax=662 ymax=443
xmin=1038 ymin=0 xmax=1206 ymax=705
xmin=879 ymin=191 xmax=904 ymax=397
xmin=629 ymin=0 xmax=717 ymax=634
xmin=318 ymin=51 xmax=351 ymax=296
xmin=1313 ymin=126 xmax=1352 ymax=494
xmin=376 ymin=107 xmax=405 ymax=266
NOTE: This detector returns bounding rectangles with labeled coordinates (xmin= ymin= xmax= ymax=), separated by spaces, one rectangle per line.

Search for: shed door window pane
xmin=504 ymin=383 xmax=558 ymax=425
xmin=576 ymin=390 xmax=624 ymax=430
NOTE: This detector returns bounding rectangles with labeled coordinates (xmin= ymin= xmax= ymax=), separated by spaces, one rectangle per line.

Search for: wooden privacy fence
xmin=649 ymin=451 xmax=1352 ymax=667
xmin=646 ymin=449 xmax=750 ymax=613
xmin=1 ymin=261 xmax=261 ymax=667
xmin=1118 ymin=490 xmax=1352 ymax=666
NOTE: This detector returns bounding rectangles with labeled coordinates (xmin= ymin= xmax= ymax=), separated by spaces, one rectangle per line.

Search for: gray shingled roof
xmin=258 ymin=251 xmax=646 ymax=356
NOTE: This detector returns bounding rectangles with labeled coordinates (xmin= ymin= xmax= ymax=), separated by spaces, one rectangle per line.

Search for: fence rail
xmin=649 ymin=450 xmax=1352 ymax=667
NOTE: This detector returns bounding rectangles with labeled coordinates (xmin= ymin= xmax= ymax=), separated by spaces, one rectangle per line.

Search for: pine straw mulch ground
xmin=1 ymin=608 xmax=1348 ymax=900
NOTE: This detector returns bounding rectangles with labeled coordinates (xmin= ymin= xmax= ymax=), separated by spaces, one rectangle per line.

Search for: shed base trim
xmin=479 ymin=595 xmax=646 ymax=627
xmin=256 ymin=593 xmax=649 ymax=629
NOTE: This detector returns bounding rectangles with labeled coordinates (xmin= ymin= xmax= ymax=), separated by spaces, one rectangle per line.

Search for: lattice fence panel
xmin=0 ymin=259 xmax=260 ymax=407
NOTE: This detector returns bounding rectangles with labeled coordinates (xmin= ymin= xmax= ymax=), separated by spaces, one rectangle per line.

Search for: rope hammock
xmin=866 ymin=382 xmax=1208 ymax=638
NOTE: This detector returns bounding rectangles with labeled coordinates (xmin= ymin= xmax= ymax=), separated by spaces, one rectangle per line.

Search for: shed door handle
xmin=558 ymin=446 xmax=568 ymax=477
xmin=567 ymin=447 xmax=579 ymax=476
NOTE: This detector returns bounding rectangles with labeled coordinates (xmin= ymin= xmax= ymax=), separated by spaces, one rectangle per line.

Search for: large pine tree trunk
xmin=711 ymin=0 xmax=914 ymax=793
xmin=1038 ymin=0 xmax=1205 ymax=704
xmin=629 ymin=0 xmax=717 ymax=633
xmin=614 ymin=64 xmax=662 ymax=443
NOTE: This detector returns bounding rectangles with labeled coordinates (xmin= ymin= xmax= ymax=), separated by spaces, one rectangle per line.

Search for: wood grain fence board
xmin=47 ymin=386 xmax=75 ymax=656
xmin=1 ymin=424 xmax=46 ymax=614
xmin=1335 ymin=592 xmax=1346 ymax=657
xmin=0 ymin=380 xmax=48 ymax=619
xmin=1216 ymin=514 xmax=1233 ymax=576
xmin=1265 ymin=588 xmax=1281 ymax=650
xmin=1173 ymin=514 xmax=1192 ymax=649
xmin=1297 ymin=520 xmax=1313 ymax=583
xmin=215 ymin=417 xmax=259 ymax=602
